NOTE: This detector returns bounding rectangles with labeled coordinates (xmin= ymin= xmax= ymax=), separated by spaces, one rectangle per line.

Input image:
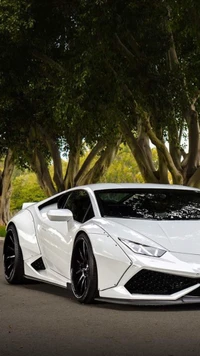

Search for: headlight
xmin=119 ymin=238 xmax=166 ymax=257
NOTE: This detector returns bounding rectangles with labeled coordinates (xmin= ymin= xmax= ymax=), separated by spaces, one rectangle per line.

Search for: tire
xmin=3 ymin=225 xmax=24 ymax=284
xmin=71 ymin=233 xmax=98 ymax=304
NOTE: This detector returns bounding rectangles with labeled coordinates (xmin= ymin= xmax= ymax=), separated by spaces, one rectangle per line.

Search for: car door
xmin=37 ymin=190 xmax=94 ymax=279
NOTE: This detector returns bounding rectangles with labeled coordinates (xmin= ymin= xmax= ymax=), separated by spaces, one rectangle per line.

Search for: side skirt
xmin=24 ymin=275 xmax=72 ymax=290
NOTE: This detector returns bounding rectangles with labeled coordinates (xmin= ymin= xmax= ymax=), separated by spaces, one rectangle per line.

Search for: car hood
xmin=99 ymin=218 xmax=200 ymax=254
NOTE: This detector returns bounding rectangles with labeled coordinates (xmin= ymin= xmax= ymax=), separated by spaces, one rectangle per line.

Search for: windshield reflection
xmin=95 ymin=189 xmax=200 ymax=220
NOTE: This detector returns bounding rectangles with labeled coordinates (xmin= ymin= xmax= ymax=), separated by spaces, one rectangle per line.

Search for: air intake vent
xmin=187 ymin=287 xmax=200 ymax=296
xmin=31 ymin=257 xmax=46 ymax=271
xmin=125 ymin=269 xmax=200 ymax=295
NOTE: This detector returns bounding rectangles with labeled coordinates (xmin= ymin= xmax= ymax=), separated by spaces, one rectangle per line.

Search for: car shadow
xmin=22 ymin=280 xmax=200 ymax=312
xmin=23 ymin=280 xmax=75 ymax=301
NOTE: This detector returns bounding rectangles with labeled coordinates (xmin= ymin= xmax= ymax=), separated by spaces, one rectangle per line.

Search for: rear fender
xmin=7 ymin=210 xmax=41 ymax=260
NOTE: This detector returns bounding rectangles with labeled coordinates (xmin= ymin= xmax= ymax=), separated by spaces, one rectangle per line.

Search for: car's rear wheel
xmin=3 ymin=225 xmax=24 ymax=284
xmin=71 ymin=233 xmax=98 ymax=303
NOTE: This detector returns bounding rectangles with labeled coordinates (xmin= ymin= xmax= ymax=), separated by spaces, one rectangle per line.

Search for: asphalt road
xmin=1 ymin=240 xmax=200 ymax=356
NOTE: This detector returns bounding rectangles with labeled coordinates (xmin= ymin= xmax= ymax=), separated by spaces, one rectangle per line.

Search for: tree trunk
xmin=184 ymin=109 xmax=200 ymax=183
xmin=31 ymin=148 xmax=57 ymax=197
xmin=186 ymin=167 xmax=200 ymax=188
xmin=74 ymin=140 xmax=105 ymax=185
xmin=36 ymin=124 xmax=65 ymax=192
xmin=142 ymin=114 xmax=183 ymax=184
xmin=120 ymin=120 xmax=159 ymax=183
xmin=46 ymin=137 xmax=65 ymax=192
xmin=64 ymin=133 xmax=82 ymax=189
xmin=78 ymin=136 xmax=122 ymax=185
xmin=0 ymin=150 xmax=15 ymax=225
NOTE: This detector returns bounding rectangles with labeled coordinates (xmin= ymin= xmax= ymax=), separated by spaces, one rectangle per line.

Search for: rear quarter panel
xmin=8 ymin=209 xmax=41 ymax=260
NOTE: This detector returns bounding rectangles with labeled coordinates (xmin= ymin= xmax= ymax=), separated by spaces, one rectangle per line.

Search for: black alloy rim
xmin=4 ymin=232 xmax=16 ymax=279
xmin=72 ymin=239 xmax=90 ymax=298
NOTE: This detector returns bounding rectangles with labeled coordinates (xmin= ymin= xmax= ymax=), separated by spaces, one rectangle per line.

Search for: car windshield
xmin=95 ymin=189 xmax=200 ymax=220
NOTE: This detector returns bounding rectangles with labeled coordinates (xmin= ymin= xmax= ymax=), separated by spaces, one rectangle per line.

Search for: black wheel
xmin=3 ymin=225 xmax=24 ymax=284
xmin=71 ymin=233 xmax=98 ymax=303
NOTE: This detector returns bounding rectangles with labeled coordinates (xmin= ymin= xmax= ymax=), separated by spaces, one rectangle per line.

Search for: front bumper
xmin=99 ymin=251 xmax=200 ymax=305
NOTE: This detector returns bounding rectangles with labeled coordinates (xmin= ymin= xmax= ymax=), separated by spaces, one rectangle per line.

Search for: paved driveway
xmin=0 ymin=240 xmax=200 ymax=356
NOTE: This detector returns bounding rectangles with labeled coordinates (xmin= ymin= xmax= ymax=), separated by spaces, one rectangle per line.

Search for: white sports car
xmin=3 ymin=183 xmax=200 ymax=305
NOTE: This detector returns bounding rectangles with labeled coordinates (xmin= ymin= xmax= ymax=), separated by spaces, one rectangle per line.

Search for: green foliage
xmin=1 ymin=0 xmax=200 ymax=193
xmin=10 ymin=172 xmax=46 ymax=212
xmin=0 ymin=0 xmax=34 ymax=38
xmin=10 ymin=145 xmax=144 ymax=213
xmin=0 ymin=225 xmax=6 ymax=237
xmin=100 ymin=145 xmax=144 ymax=183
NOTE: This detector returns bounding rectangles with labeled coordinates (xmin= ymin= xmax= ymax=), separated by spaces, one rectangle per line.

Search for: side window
xmin=64 ymin=190 xmax=94 ymax=223
xmin=57 ymin=193 xmax=70 ymax=209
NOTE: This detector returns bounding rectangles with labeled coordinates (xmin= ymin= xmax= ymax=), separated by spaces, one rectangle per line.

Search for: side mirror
xmin=47 ymin=209 xmax=73 ymax=222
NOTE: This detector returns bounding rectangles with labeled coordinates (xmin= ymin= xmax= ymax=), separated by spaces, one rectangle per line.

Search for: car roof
xmin=75 ymin=183 xmax=200 ymax=192
xmin=30 ymin=183 xmax=200 ymax=212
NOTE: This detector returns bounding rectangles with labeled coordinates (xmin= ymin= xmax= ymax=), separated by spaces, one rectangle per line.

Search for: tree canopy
xmin=1 ymin=0 xmax=200 ymax=224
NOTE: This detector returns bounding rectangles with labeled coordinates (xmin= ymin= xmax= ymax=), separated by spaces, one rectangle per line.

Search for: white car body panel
xmin=83 ymin=232 xmax=131 ymax=290
xmin=6 ymin=183 xmax=200 ymax=305
xmin=22 ymin=202 xmax=36 ymax=209
xmin=94 ymin=217 xmax=200 ymax=254
xmin=9 ymin=209 xmax=41 ymax=259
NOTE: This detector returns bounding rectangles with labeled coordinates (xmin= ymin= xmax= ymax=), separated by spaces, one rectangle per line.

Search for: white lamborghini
xmin=3 ymin=183 xmax=200 ymax=305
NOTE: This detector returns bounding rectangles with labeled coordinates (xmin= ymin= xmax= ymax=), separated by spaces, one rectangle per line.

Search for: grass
xmin=0 ymin=225 xmax=6 ymax=237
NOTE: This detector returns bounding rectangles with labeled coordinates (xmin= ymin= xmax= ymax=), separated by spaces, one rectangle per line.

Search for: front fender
xmin=79 ymin=223 xmax=132 ymax=291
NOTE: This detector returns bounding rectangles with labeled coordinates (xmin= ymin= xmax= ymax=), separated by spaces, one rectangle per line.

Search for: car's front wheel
xmin=71 ymin=233 xmax=98 ymax=303
xmin=3 ymin=225 xmax=24 ymax=284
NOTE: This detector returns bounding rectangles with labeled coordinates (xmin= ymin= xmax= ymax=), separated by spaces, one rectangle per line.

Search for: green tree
xmin=0 ymin=0 xmax=122 ymax=223
xmin=100 ymin=145 xmax=144 ymax=183
xmin=3 ymin=0 xmax=200 ymax=225
xmin=10 ymin=172 xmax=46 ymax=212
xmin=10 ymin=145 xmax=145 ymax=212
xmin=79 ymin=0 xmax=200 ymax=187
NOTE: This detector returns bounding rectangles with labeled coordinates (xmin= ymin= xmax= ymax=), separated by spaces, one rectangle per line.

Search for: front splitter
xmin=96 ymin=295 xmax=200 ymax=306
